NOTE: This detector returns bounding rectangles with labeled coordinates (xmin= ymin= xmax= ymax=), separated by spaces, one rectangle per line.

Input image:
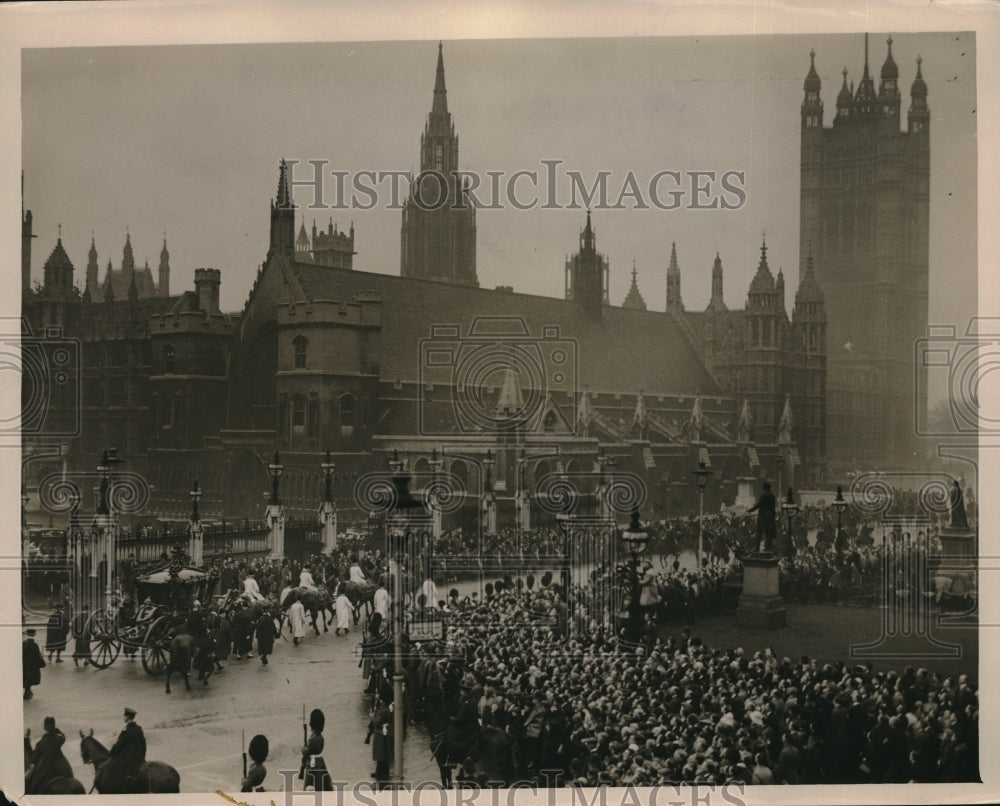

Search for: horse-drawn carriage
xmin=84 ymin=565 xmax=215 ymax=675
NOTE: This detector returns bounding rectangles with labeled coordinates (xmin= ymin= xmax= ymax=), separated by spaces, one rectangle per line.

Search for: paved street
xmin=23 ymin=616 xmax=440 ymax=793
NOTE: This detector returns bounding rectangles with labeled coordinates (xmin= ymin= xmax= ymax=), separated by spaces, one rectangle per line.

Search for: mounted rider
xmin=106 ymin=708 xmax=146 ymax=787
xmin=242 ymin=571 xmax=265 ymax=602
xmin=299 ymin=565 xmax=318 ymax=591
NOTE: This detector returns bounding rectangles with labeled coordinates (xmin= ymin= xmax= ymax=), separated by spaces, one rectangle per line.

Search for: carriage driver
xmin=107 ymin=707 xmax=146 ymax=786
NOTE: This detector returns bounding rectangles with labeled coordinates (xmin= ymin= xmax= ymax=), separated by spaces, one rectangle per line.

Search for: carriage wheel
xmin=85 ymin=609 xmax=121 ymax=670
xmin=141 ymin=616 xmax=173 ymax=675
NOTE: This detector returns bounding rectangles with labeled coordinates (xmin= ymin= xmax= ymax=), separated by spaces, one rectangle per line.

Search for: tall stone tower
xmin=400 ymin=44 xmax=478 ymax=286
xmin=800 ymin=36 xmax=929 ymax=471
xmin=564 ymin=211 xmax=609 ymax=318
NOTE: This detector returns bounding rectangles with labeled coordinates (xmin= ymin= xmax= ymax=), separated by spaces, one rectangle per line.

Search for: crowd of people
xmin=373 ymin=580 xmax=979 ymax=786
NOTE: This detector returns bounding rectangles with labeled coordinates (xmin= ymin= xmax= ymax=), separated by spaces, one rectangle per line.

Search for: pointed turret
xmin=776 ymin=268 xmax=785 ymax=309
xmin=748 ymin=235 xmax=775 ymax=295
xmin=42 ymin=232 xmax=75 ymax=297
xmin=496 ymin=365 xmax=524 ymax=420
xmin=86 ymin=235 xmax=99 ymax=298
xmin=296 ymin=220 xmax=311 ymax=258
xmin=877 ymin=36 xmax=901 ymax=125
xmin=801 ymin=48 xmax=823 ymax=130
xmin=269 ymin=159 xmax=296 ymax=259
xmin=104 ymin=260 xmax=115 ymax=304
xmin=158 ymin=236 xmax=170 ymax=297
xmin=565 ymin=211 xmax=608 ymax=318
xmin=122 ymin=230 xmax=135 ymax=284
xmin=432 ymin=42 xmax=448 ymax=119
xmin=908 ymin=55 xmax=929 ymax=134
xmin=830 ymin=69 xmax=852 ymax=128
xmin=794 ymin=244 xmax=824 ymax=304
xmin=880 ymin=35 xmax=899 ymax=81
xmin=666 ymin=241 xmax=684 ymax=311
xmin=854 ymin=33 xmax=877 ymax=115
xmin=622 ymin=260 xmax=647 ymax=311
xmin=707 ymin=252 xmax=727 ymax=312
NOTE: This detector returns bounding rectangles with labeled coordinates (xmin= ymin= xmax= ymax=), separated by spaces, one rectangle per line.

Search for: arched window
xmin=292 ymin=395 xmax=307 ymax=431
xmin=293 ymin=336 xmax=308 ymax=369
xmin=543 ymin=411 xmax=557 ymax=433
xmin=163 ymin=344 xmax=175 ymax=373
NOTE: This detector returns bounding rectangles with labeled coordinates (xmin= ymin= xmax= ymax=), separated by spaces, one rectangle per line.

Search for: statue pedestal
xmin=737 ymin=552 xmax=786 ymax=629
xmin=938 ymin=525 xmax=975 ymax=565
xmin=734 ymin=477 xmax=757 ymax=511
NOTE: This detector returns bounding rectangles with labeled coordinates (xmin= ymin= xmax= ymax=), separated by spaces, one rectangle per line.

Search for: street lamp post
xmin=385 ymin=459 xmax=425 ymax=789
xmin=188 ymin=480 xmax=204 ymax=567
xmin=597 ymin=449 xmax=618 ymax=520
xmin=782 ymin=487 xmax=800 ymax=555
xmin=482 ymin=450 xmax=496 ymax=536
xmin=693 ymin=461 xmax=712 ymax=571
xmin=620 ymin=508 xmax=648 ymax=643
xmin=320 ymin=451 xmax=337 ymax=553
xmin=266 ymin=452 xmax=285 ymax=560
xmin=428 ymin=448 xmax=444 ymax=540
xmin=832 ymin=485 xmax=848 ymax=556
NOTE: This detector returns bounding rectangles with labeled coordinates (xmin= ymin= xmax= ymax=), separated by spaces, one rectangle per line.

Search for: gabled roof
xmin=287 ymin=261 xmax=720 ymax=397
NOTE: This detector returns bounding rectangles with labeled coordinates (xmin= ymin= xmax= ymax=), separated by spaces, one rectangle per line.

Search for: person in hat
xmin=23 ymin=628 xmax=45 ymax=699
xmin=25 ymin=716 xmax=75 ymax=795
xmin=300 ymin=708 xmax=331 ymax=790
xmin=45 ymin=604 xmax=69 ymax=663
xmin=107 ymin=707 xmax=146 ymax=786
xmin=254 ymin=606 xmax=277 ymax=665
xmin=367 ymin=704 xmax=393 ymax=789
xmin=241 ymin=734 xmax=269 ymax=792
xmin=71 ymin=604 xmax=91 ymax=667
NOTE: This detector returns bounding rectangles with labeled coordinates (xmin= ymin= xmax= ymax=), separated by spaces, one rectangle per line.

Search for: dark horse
xmin=280 ymin=586 xmax=334 ymax=636
xmin=166 ymin=633 xmax=215 ymax=694
xmin=79 ymin=730 xmax=180 ymax=793
xmin=24 ymin=729 xmax=86 ymax=794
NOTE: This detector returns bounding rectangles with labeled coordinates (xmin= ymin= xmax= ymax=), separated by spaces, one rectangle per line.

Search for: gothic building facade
xmin=800 ymin=36 xmax=930 ymax=472
xmin=22 ymin=42 xmax=866 ymax=532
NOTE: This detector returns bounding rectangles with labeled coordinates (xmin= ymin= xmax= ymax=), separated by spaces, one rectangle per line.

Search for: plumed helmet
xmin=310 ymin=708 xmax=325 ymax=732
xmin=248 ymin=734 xmax=269 ymax=763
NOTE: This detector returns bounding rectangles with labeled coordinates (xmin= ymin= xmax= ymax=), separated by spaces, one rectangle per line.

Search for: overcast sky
xmin=22 ymin=32 xmax=975 ymax=333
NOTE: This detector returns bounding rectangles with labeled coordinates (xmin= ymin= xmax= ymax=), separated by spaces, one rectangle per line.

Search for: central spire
xmin=432 ymin=41 xmax=448 ymax=118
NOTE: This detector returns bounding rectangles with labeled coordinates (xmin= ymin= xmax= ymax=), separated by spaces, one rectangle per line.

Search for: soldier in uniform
xmin=108 ymin=707 xmax=146 ymax=789
xmin=241 ymin=734 xmax=269 ymax=792
xmin=300 ymin=708 xmax=331 ymax=791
